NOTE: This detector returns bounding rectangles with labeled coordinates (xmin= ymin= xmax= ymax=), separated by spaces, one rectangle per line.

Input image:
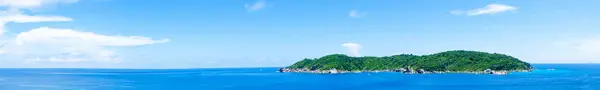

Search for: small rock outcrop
xmin=483 ymin=69 xmax=492 ymax=74
xmin=328 ymin=69 xmax=339 ymax=74
xmin=491 ymin=71 xmax=508 ymax=75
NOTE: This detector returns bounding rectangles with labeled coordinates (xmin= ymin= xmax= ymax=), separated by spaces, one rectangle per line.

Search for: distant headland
xmin=280 ymin=50 xmax=533 ymax=75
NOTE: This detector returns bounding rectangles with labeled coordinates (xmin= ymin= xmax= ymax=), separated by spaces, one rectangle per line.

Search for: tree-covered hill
xmin=286 ymin=50 xmax=532 ymax=72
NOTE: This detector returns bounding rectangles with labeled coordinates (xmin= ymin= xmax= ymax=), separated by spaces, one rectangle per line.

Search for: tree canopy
xmin=287 ymin=50 xmax=532 ymax=71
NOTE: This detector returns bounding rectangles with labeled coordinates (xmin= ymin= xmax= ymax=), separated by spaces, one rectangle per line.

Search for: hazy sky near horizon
xmin=0 ymin=0 xmax=599 ymax=68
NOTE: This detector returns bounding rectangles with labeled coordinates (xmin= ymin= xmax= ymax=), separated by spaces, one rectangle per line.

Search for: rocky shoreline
xmin=278 ymin=68 xmax=532 ymax=75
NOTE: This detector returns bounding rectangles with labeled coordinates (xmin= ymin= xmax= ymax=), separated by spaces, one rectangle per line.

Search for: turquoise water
xmin=0 ymin=64 xmax=598 ymax=90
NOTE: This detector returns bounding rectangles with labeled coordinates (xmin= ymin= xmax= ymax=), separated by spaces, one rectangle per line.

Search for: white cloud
xmin=451 ymin=4 xmax=517 ymax=16
xmin=0 ymin=0 xmax=78 ymax=9
xmin=244 ymin=0 xmax=266 ymax=11
xmin=342 ymin=43 xmax=361 ymax=56
xmin=1 ymin=27 xmax=169 ymax=63
xmin=0 ymin=12 xmax=73 ymax=35
xmin=349 ymin=10 xmax=366 ymax=18
xmin=0 ymin=0 xmax=169 ymax=65
xmin=16 ymin=27 xmax=169 ymax=46
xmin=1 ymin=14 xmax=72 ymax=23
xmin=0 ymin=0 xmax=74 ymax=36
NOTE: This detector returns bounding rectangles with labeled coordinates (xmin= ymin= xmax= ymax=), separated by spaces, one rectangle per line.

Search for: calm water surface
xmin=0 ymin=64 xmax=599 ymax=90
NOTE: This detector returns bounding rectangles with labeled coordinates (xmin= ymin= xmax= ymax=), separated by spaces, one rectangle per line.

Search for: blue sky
xmin=0 ymin=0 xmax=599 ymax=68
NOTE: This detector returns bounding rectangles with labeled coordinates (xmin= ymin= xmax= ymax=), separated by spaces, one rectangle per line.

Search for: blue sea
xmin=0 ymin=64 xmax=599 ymax=90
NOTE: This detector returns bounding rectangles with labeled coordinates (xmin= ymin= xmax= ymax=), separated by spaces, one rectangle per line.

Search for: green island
xmin=279 ymin=50 xmax=533 ymax=75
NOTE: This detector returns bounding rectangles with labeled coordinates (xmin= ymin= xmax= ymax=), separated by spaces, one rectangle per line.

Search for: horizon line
xmin=0 ymin=63 xmax=598 ymax=69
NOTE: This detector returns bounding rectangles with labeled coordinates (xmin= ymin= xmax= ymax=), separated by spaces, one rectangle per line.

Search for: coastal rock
xmin=491 ymin=71 xmax=508 ymax=75
xmin=392 ymin=68 xmax=406 ymax=72
xmin=483 ymin=69 xmax=492 ymax=74
xmin=328 ymin=69 xmax=339 ymax=74
xmin=417 ymin=69 xmax=428 ymax=74
xmin=279 ymin=67 xmax=526 ymax=75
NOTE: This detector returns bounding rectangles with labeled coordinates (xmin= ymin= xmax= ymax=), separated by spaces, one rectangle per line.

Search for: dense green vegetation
xmin=287 ymin=50 xmax=532 ymax=71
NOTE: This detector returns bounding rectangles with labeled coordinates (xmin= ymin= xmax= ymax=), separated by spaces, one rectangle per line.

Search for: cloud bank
xmin=1 ymin=27 xmax=169 ymax=63
xmin=342 ymin=43 xmax=361 ymax=57
xmin=0 ymin=0 xmax=169 ymax=63
xmin=16 ymin=27 xmax=169 ymax=46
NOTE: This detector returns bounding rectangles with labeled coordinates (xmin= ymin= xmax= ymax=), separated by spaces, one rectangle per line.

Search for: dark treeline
xmin=287 ymin=50 xmax=532 ymax=71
